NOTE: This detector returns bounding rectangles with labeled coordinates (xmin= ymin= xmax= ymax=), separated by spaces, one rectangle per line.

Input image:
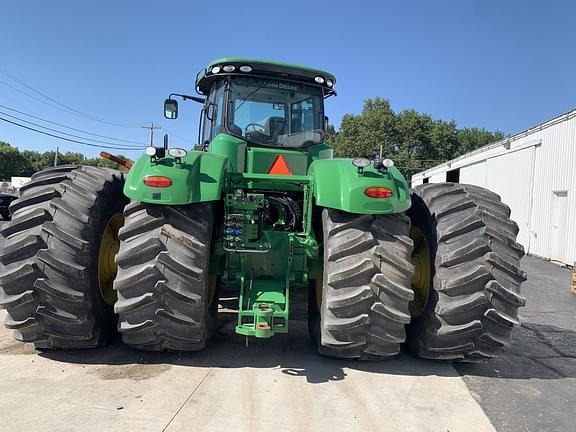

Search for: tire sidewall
xmin=86 ymin=183 xmax=127 ymax=341
xmin=406 ymin=191 xmax=438 ymax=353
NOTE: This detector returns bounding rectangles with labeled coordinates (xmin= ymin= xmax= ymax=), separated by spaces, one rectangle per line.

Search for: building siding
xmin=412 ymin=110 xmax=576 ymax=265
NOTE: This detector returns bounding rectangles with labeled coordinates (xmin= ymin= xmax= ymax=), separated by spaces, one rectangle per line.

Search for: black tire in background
xmin=114 ymin=201 xmax=218 ymax=351
xmin=312 ymin=208 xmax=414 ymax=360
xmin=407 ymin=183 xmax=527 ymax=361
xmin=0 ymin=166 xmax=126 ymax=349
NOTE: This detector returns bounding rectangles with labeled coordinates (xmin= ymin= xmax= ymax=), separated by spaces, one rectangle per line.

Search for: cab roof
xmin=195 ymin=57 xmax=336 ymax=96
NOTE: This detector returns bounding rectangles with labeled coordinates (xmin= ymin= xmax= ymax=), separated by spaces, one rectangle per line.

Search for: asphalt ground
xmin=456 ymin=256 xmax=576 ymax=432
xmin=0 ymin=217 xmax=574 ymax=431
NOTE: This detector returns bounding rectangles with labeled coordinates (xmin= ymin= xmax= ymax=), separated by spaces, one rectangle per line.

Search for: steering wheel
xmin=245 ymin=123 xmax=266 ymax=135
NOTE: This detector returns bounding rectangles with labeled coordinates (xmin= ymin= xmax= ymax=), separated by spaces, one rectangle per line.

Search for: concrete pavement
xmin=1 ymin=229 xmax=575 ymax=432
xmin=0 ymin=315 xmax=495 ymax=432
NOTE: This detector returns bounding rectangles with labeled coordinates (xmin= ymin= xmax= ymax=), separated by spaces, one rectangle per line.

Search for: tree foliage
xmin=0 ymin=142 xmax=29 ymax=180
xmin=333 ymin=98 xmax=504 ymax=177
xmin=0 ymin=142 xmax=132 ymax=180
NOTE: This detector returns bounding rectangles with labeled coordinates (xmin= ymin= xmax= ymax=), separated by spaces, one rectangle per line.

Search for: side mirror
xmin=164 ymin=99 xmax=178 ymax=120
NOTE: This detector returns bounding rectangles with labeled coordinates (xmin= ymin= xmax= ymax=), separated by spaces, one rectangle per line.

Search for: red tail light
xmin=364 ymin=187 xmax=393 ymax=198
xmin=144 ymin=176 xmax=172 ymax=188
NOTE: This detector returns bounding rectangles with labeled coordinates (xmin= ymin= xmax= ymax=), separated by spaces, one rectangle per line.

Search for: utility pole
xmin=572 ymin=262 xmax=576 ymax=295
xmin=54 ymin=146 xmax=59 ymax=167
xmin=142 ymin=122 xmax=161 ymax=147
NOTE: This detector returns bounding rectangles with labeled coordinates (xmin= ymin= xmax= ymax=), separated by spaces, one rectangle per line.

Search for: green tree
xmin=59 ymin=152 xmax=85 ymax=165
xmin=325 ymin=123 xmax=337 ymax=147
xmin=456 ymin=128 xmax=504 ymax=156
xmin=0 ymin=142 xmax=28 ymax=180
xmin=394 ymin=109 xmax=433 ymax=175
xmin=84 ymin=154 xmax=132 ymax=171
xmin=21 ymin=150 xmax=45 ymax=176
xmin=334 ymin=97 xmax=397 ymax=158
xmin=430 ymin=119 xmax=458 ymax=161
xmin=0 ymin=141 xmax=134 ymax=177
xmin=332 ymin=97 xmax=504 ymax=177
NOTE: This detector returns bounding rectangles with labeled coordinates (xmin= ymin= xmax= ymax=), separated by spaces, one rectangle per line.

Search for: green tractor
xmin=0 ymin=58 xmax=526 ymax=360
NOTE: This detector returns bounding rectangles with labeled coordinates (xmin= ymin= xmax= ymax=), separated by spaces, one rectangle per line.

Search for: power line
xmin=0 ymin=110 xmax=144 ymax=149
xmin=0 ymin=76 xmax=139 ymax=130
xmin=0 ymin=66 xmax=141 ymax=129
xmin=0 ymin=78 xmax=92 ymax=119
xmin=162 ymin=127 xmax=191 ymax=145
xmin=0 ymin=115 xmax=145 ymax=151
xmin=142 ymin=122 xmax=161 ymax=146
xmin=0 ymin=67 xmax=139 ymax=128
xmin=0 ymin=103 xmax=147 ymax=146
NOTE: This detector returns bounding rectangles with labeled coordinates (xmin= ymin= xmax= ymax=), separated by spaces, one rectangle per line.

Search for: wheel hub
xmin=409 ymin=226 xmax=431 ymax=317
xmin=98 ymin=213 xmax=124 ymax=305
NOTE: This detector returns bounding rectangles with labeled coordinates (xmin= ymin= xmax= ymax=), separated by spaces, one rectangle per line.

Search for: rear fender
xmin=124 ymin=151 xmax=230 ymax=204
xmin=308 ymin=159 xmax=411 ymax=214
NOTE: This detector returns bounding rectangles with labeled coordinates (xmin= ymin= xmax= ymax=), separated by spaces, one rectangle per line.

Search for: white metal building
xmin=412 ymin=109 xmax=576 ymax=266
xmin=10 ymin=177 xmax=31 ymax=189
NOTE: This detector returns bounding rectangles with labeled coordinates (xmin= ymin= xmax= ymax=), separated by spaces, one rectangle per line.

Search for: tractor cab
xmin=165 ymin=58 xmax=336 ymax=152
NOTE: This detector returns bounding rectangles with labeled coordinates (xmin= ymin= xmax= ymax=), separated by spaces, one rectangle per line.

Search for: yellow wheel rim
xmin=409 ymin=226 xmax=431 ymax=317
xmin=98 ymin=213 xmax=124 ymax=305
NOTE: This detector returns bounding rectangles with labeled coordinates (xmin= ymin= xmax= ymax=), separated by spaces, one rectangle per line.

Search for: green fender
xmin=308 ymin=158 xmax=411 ymax=214
xmin=124 ymin=151 xmax=230 ymax=204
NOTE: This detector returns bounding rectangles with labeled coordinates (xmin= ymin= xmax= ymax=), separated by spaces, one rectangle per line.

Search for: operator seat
xmin=264 ymin=117 xmax=287 ymax=144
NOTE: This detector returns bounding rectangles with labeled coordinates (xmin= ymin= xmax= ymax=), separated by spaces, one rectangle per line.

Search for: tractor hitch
xmin=235 ymin=279 xmax=289 ymax=338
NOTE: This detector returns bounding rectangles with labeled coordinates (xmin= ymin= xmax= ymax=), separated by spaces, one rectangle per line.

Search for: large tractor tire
xmin=311 ymin=208 xmax=414 ymax=360
xmin=0 ymin=166 xmax=126 ymax=349
xmin=407 ymin=183 xmax=527 ymax=361
xmin=114 ymin=201 xmax=218 ymax=351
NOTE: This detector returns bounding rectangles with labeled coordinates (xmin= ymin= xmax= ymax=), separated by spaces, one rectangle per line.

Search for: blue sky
xmin=0 ymin=0 xmax=574 ymax=158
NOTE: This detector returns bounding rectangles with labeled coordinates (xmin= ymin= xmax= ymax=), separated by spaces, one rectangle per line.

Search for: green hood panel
xmin=124 ymin=151 xmax=230 ymax=204
xmin=308 ymin=159 xmax=411 ymax=214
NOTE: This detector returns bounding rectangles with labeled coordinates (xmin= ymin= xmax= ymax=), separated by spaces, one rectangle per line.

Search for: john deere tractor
xmin=0 ymin=58 xmax=526 ymax=360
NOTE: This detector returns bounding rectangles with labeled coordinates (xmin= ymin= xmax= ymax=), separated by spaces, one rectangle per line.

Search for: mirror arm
xmin=169 ymin=93 xmax=206 ymax=104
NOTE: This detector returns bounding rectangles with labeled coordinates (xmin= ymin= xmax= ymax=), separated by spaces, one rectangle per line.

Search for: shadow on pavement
xmin=3 ymin=284 xmax=573 ymax=383
xmin=26 ymin=315 xmax=576 ymax=384
xmin=456 ymin=322 xmax=576 ymax=380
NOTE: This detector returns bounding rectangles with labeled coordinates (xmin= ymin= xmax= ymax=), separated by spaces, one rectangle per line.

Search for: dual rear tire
xmin=312 ymin=183 xmax=526 ymax=361
xmin=0 ymin=166 xmax=125 ymax=348
xmin=406 ymin=183 xmax=527 ymax=361
xmin=0 ymin=166 xmax=217 ymax=351
xmin=310 ymin=209 xmax=414 ymax=360
xmin=0 ymin=166 xmax=526 ymax=360
xmin=113 ymin=201 xmax=217 ymax=351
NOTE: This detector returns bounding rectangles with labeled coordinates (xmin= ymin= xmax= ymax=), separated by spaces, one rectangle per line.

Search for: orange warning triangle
xmin=268 ymin=155 xmax=292 ymax=175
